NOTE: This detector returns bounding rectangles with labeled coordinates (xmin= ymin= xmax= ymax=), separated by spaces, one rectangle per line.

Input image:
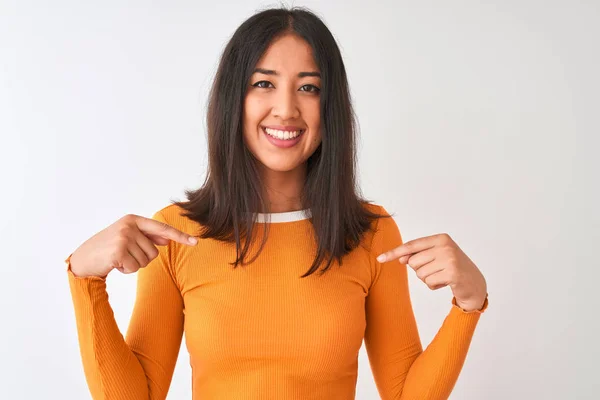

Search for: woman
xmin=66 ymin=6 xmax=488 ymax=400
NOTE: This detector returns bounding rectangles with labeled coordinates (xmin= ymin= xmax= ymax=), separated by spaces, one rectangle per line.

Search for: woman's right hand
xmin=68 ymin=213 xmax=198 ymax=279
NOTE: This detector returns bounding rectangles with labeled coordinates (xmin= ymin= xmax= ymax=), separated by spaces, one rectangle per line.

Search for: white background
xmin=1 ymin=0 xmax=598 ymax=398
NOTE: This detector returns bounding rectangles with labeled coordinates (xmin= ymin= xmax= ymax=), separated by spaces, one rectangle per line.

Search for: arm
xmin=66 ymin=210 xmax=184 ymax=399
xmin=364 ymin=207 xmax=487 ymax=400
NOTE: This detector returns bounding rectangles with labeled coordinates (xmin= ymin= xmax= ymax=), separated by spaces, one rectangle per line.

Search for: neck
xmin=258 ymin=163 xmax=307 ymax=213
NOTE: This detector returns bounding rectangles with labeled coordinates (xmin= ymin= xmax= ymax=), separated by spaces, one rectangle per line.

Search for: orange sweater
xmin=66 ymin=203 xmax=487 ymax=400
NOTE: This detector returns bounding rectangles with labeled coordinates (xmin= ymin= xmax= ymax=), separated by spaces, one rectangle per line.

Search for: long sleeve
xmin=66 ymin=210 xmax=185 ymax=400
xmin=364 ymin=207 xmax=488 ymax=400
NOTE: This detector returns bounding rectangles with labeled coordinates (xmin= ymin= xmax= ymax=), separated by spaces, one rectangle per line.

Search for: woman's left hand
xmin=376 ymin=233 xmax=487 ymax=312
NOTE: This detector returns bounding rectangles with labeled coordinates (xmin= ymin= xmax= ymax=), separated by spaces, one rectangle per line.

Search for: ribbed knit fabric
xmin=66 ymin=203 xmax=488 ymax=400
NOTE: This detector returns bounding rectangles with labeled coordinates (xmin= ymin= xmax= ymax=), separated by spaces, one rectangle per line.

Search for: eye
xmin=252 ymin=80 xmax=273 ymax=89
xmin=300 ymin=84 xmax=320 ymax=93
xmin=251 ymin=81 xmax=320 ymax=93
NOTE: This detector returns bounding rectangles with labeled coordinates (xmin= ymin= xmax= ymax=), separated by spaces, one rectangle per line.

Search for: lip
xmin=262 ymin=125 xmax=305 ymax=132
xmin=261 ymin=126 xmax=305 ymax=148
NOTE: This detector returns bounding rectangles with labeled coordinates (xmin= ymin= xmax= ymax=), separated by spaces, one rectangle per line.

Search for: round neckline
xmin=254 ymin=209 xmax=312 ymax=223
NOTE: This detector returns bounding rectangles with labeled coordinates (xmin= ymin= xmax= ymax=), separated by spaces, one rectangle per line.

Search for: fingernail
xmin=376 ymin=254 xmax=386 ymax=263
xmin=189 ymin=236 xmax=198 ymax=244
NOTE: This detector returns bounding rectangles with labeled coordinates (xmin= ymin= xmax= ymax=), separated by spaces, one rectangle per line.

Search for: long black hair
xmin=171 ymin=6 xmax=390 ymax=277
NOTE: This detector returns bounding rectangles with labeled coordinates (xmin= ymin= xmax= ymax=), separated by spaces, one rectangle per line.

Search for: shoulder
xmin=360 ymin=201 xmax=394 ymax=228
xmin=153 ymin=203 xmax=180 ymax=219
xmin=357 ymin=201 xmax=401 ymax=255
xmin=360 ymin=201 xmax=387 ymax=215
xmin=361 ymin=201 xmax=401 ymax=244
xmin=152 ymin=204 xmax=197 ymax=234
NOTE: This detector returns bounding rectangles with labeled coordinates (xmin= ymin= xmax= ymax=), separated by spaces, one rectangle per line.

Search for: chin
xmin=262 ymin=163 xmax=300 ymax=173
xmin=256 ymin=157 xmax=303 ymax=173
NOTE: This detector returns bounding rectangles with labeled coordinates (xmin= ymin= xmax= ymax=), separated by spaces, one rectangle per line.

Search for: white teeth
xmin=264 ymin=127 xmax=303 ymax=140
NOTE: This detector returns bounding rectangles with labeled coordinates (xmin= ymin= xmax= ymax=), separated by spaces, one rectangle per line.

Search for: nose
xmin=272 ymin=87 xmax=300 ymax=120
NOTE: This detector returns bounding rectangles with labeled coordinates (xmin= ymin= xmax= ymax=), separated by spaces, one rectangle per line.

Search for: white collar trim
xmin=254 ymin=209 xmax=312 ymax=223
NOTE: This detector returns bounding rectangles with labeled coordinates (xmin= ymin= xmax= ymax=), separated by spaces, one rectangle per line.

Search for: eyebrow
xmin=252 ymin=68 xmax=321 ymax=78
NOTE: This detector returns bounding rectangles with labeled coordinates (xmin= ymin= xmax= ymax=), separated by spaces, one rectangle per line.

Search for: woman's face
xmin=243 ymin=33 xmax=322 ymax=174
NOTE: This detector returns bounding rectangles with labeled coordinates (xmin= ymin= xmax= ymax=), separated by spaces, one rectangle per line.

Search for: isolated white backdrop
xmin=1 ymin=0 xmax=598 ymax=399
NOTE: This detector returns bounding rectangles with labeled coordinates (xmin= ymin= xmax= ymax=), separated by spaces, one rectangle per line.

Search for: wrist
xmin=454 ymin=294 xmax=488 ymax=312
xmin=67 ymin=252 xmax=107 ymax=280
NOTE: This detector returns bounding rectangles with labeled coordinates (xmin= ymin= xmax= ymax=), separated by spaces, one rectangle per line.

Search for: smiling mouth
xmin=261 ymin=126 xmax=306 ymax=140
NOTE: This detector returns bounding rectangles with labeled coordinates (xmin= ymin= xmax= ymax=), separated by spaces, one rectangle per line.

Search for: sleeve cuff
xmin=452 ymin=294 xmax=489 ymax=314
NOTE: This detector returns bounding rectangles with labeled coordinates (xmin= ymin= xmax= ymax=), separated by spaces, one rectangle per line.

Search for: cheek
xmin=298 ymin=100 xmax=319 ymax=126
xmin=242 ymin=105 xmax=261 ymax=148
xmin=305 ymin=105 xmax=321 ymax=145
xmin=243 ymin=95 xmax=262 ymax=127
xmin=311 ymin=133 xmax=322 ymax=148
xmin=247 ymin=92 xmax=270 ymax=111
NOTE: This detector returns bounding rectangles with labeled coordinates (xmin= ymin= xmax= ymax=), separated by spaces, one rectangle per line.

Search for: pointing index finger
xmin=376 ymin=244 xmax=413 ymax=263
xmin=136 ymin=215 xmax=198 ymax=245
xmin=376 ymin=236 xmax=435 ymax=263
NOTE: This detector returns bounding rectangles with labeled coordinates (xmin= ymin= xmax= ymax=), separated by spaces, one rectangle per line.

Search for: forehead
xmin=255 ymin=33 xmax=319 ymax=73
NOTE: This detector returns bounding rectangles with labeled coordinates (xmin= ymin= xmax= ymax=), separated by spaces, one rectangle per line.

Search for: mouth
xmin=261 ymin=126 xmax=306 ymax=140
xmin=261 ymin=126 xmax=306 ymax=148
